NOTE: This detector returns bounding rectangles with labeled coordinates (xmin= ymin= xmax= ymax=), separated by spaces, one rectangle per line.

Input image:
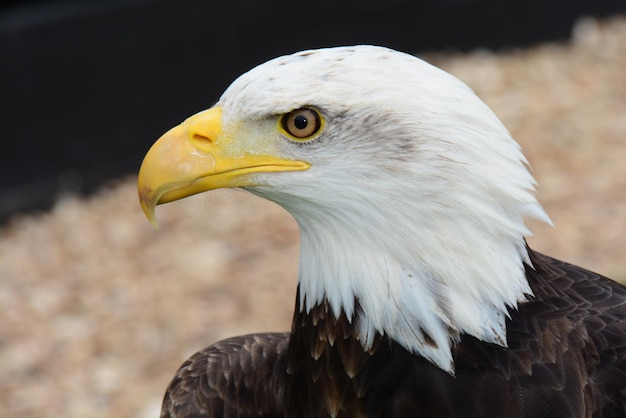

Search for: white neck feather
xmin=289 ymin=174 xmax=547 ymax=373
xmin=257 ymin=101 xmax=552 ymax=373
xmin=236 ymin=46 xmax=552 ymax=373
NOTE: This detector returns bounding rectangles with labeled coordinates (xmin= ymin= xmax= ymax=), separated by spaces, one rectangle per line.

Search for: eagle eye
xmin=281 ymin=108 xmax=322 ymax=140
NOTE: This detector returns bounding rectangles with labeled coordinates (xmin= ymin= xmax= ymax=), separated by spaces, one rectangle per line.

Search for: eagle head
xmin=138 ymin=46 xmax=551 ymax=373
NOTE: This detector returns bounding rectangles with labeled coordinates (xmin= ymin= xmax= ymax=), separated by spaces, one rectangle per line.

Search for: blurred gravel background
xmin=1 ymin=15 xmax=625 ymax=418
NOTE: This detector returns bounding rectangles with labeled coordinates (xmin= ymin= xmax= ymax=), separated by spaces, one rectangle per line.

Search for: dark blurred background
xmin=1 ymin=0 xmax=625 ymax=222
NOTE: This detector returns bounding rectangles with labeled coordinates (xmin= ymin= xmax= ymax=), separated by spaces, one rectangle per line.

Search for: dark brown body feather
xmin=161 ymin=249 xmax=626 ymax=418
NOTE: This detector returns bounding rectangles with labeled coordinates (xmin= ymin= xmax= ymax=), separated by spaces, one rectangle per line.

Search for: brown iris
xmin=281 ymin=108 xmax=322 ymax=139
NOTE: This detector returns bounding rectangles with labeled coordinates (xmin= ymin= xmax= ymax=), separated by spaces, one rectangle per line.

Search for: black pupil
xmin=294 ymin=115 xmax=308 ymax=130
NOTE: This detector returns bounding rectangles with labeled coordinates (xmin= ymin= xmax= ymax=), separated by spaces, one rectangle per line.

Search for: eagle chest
xmin=283 ymin=294 xmax=411 ymax=418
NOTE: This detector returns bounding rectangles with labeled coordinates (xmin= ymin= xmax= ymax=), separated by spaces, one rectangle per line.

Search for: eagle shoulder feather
xmin=161 ymin=333 xmax=289 ymax=418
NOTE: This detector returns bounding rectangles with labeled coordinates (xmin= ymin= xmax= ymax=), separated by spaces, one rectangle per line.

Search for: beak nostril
xmin=185 ymin=107 xmax=223 ymax=147
xmin=192 ymin=133 xmax=213 ymax=143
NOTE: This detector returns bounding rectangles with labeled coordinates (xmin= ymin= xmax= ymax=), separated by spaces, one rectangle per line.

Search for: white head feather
xmin=218 ymin=46 xmax=551 ymax=373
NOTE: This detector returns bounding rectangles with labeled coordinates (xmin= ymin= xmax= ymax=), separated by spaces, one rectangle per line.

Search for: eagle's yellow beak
xmin=138 ymin=106 xmax=310 ymax=227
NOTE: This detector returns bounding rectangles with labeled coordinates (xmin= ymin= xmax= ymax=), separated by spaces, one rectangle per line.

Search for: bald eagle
xmin=138 ymin=46 xmax=626 ymax=418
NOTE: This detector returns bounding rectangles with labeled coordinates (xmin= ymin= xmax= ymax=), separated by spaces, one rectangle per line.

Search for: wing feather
xmin=161 ymin=332 xmax=289 ymax=418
